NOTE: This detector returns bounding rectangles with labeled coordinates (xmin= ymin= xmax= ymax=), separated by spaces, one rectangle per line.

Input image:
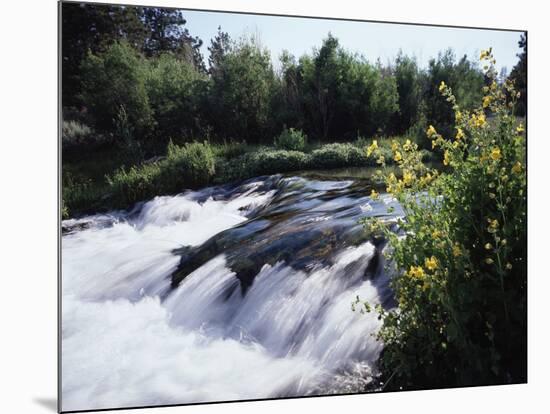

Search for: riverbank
xmin=62 ymin=137 xmax=436 ymax=218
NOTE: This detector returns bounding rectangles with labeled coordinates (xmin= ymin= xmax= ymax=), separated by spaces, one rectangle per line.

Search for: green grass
xmin=63 ymin=137 xmax=438 ymax=217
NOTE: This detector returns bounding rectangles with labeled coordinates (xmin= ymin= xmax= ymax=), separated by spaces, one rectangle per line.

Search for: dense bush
xmin=106 ymin=163 xmax=162 ymax=207
xmin=107 ymin=141 xmax=215 ymax=207
xmin=216 ymin=140 xmax=398 ymax=184
xmin=217 ymin=148 xmax=309 ymax=183
xmin=62 ymin=120 xmax=94 ymax=148
xmin=164 ymin=141 xmax=216 ymax=188
xmin=212 ymin=141 xmax=252 ymax=160
xmin=310 ymin=143 xmax=368 ymax=168
xmin=249 ymin=149 xmax=309 ymax=175
xmin=361 ymin=51 xmax=527 ymax=389
xmin=62 ymin=169 xmax=112 ymax=217
xmin=274 ymin=128 xmax=307 ymax=151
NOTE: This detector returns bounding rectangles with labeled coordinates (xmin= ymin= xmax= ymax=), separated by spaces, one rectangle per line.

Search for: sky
xmin=181 ymin=9 xmax=524 ymax=74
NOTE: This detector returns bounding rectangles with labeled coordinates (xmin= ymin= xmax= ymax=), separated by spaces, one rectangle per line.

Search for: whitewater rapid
xmin=61 ymin=176 xmax=394 ymax=411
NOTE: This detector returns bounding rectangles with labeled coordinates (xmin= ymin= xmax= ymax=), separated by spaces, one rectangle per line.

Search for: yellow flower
xmin=452 ymin=244 xmax=462 ymax=257
xmin=403 ymin=139 xmax=412 ymax=151
xmin=476 ymin=113 xmax=486 ymax=128
xmin=366 ymin=140 xmax=378 ymax=157
xmin=471 ymin=112 xmax=486 ymax=128
xmin=439 ymin=81 xmax=447 ymax=92
xmin=408 ymin=266 xmax=425 ymax=279
xmin=455 ymin=111 xmax=463 ymax=123
xmin=480 ymin=49 xmax=489 ymax=60
xmin=516 ymin=124 xmax=524 ymax=133
xmin=485 ymin=258 xmax=494 ymax=265
xmin=432 ymin=229 xmax=441 ymax=239
xmin=443 ymin=150 xmax=450 ymax=166
xmin=425 ymin=256 xmax=438 ymax=271
xmin=490 ymin=147 xmax=502 ymax=161
xmin=403 ymin=171 xmax=414 ymax=186
xmin=488 ymin=219 xmax=499 ymax=231
xmin=455 ymin=128 xmax=465 ymax=140
xmin=482 ymin=96 xmax=492 ymax=108
xmin=484 ymin=243 xmax=493 ymax=250
xmin=386 ymin=173 xmax=397 ymax=193
xmin=420 ymin=172 xmax=434 ymax=186
xmin=394 ymin=151 xmax=403 ymax=162
xmin=370 ymin=189 xmax=379 ymax=199
xmin=512 ymin=161 xmax=522 ymax=174
xmin=427 ymin=125 xmax=437 ymax=138
xmin=505 ymin=263 xmax=513 ymax=270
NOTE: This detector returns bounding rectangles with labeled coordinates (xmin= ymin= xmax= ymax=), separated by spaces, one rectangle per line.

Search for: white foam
xmin=61 ymin=182 xmax=385 ymax=411
xmin=61 ymin=295 xmax=323 ymax=411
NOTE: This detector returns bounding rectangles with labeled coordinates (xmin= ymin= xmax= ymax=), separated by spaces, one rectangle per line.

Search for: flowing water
xmin=61 ymin=173 xmax=402 ymax=412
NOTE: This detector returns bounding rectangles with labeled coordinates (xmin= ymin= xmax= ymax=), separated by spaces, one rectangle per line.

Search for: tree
xmin=421 ymin=49 xmax=484 ymax=146
xmin=208 ymin=27 xmax=232 ymax=76
xmin=208 ymin=37 xmax=277 ymax=142
xmin=146 ymin=54 xmax=209 ymax=142
xmin=139 ymin=7 xmax=205 ymax=71
xmin=391 ymin=53 xmax=422 ymax=135
xmin=298 ymin=34 xmax=398 ymax=140
xmin=509 ymin=34 xmax=527 ymax=116
xmin=61 ymin=3 xmax=145 ymax=107
xmin=271 ymin=51 xmax=304 ymax=134
xmin=61 ymin=3 xmax=205 ymax=107
xmin=80 ymin=41 xmax=153 ymax=138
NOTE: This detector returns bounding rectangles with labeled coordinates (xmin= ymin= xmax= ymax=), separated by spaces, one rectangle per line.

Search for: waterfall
xmin=61 ymin=175 xmax=398 ymax=412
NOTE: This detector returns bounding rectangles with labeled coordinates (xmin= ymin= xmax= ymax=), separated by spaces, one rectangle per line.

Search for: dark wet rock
xmin=170 ymin=175 xmax=403 ymax=296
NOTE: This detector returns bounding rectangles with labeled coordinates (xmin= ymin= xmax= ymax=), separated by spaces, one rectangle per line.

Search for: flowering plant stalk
xmin=360 ymin=49 xmax=527 ymax=389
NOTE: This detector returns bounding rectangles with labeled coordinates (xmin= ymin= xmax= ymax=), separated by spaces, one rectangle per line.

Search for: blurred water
xmin=61 ymin=174 xmax=400 ymax=411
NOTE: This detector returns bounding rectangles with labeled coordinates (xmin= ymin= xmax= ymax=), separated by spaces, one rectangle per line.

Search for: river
xmin=61 ymin=173 xmax=402 ymax=411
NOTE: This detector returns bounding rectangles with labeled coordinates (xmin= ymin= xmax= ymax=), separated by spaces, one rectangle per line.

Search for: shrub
xmin=62 ymin=171 xmax=107 ymax=214
xmin=212 ymin=141 xmax=251 ymax=159
xmin=310 ymin=143 xmax=367 ymax=169
xmin=250 ymin=149 xmax=308 ymax=175
xmin=107 ymin=141 xmax=215 ymax=207
xmin=274 ymin=128 xmax=307 ymax=151
xmin=354 ymin=136 xmax=370 ymax=149
xmin=164 ymin=141 xmax=216 ymax=189
xmin=361 ymin=51 xmax=527 ymax=389
xmin=106 ymin=163 xmax=162 ymax=208
xmin=215 ymin=148 xmax=308 ymax=183
xmin=62 ymin=120 xmax=94 ymax=148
